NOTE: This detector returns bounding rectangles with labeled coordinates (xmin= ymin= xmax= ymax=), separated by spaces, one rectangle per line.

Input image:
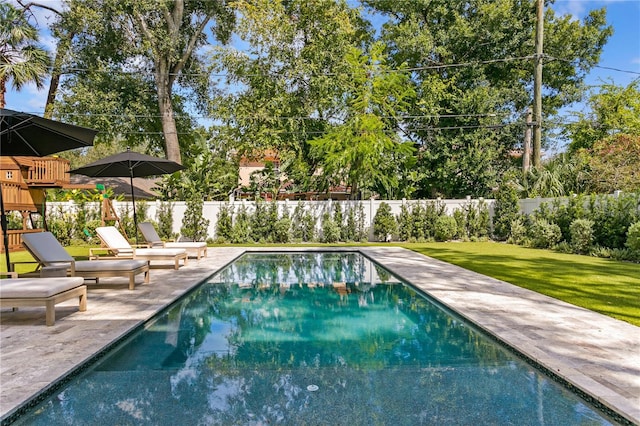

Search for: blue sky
xmin=4 ymin=0 xmax=640 ymax=116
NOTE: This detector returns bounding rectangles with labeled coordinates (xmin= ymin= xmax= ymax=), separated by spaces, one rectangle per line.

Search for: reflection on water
xmin=17 ymin=253 xmax=616 ymax=425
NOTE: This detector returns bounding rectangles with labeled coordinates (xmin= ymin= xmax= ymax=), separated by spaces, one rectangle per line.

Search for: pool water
xmin=16 ymin=253 xmax=616 ymax=425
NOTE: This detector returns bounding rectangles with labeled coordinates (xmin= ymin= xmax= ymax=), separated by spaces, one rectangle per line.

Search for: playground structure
xmin=0 ymin=156 xmax=127 ymax=254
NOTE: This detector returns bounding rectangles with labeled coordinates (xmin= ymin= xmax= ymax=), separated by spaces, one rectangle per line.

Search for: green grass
xmin=3 ymin=242 xmax=639 ymax=326
xmin=399 ymin=242 xmax=640 ymax=327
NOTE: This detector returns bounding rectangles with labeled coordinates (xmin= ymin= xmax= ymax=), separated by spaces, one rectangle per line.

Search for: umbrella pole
xmin=129 ymin=172 xmax=138 ymax=245
xmin=0 ymin=186 xmax=12 ymax=272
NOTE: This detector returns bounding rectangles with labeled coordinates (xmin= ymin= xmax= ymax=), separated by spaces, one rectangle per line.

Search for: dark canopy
xmin=1 ymin=108 xmax=97 ymax=156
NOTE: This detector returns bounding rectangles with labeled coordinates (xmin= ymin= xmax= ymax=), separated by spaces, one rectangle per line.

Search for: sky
xmin=4 ymin=0 xmax=640 ymax=117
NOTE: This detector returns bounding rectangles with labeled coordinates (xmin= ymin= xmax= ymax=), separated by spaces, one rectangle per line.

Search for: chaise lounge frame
xmin=0 ymin=273 xmax=87 ymax=326
xmin=93 ymin=226 xmax=188 ymax=270
xmin=138 ymin=222 xmax=208 ymax=260
xmin=20 ymin=232 xmax=150 ymax=290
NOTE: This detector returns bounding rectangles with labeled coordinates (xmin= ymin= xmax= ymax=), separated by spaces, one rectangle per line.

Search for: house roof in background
xmin=68 ymin=176 xmax=161 ymax=200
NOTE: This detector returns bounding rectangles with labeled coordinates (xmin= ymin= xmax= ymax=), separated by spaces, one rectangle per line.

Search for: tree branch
xmin=169 ymin=15 xmax=211 ymax=86
xmin=17 ymin=1 xmax=63 ymax=16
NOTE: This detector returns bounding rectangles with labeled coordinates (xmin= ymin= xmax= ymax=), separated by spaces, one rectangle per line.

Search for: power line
xmin=544 ymin=55 xmax=640 ymax=76
xmin=51 ymin=112 xmax=506 ymax=120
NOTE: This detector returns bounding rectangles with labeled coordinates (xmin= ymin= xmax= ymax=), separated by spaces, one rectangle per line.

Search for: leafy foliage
xmin=492 ymin=179 xmax=520 ymax=240
xmin=0 ymin=3 xmax=51 ymax=107
xmin=372 ymin=202 xmax=397 ymax=241
xmin=434 ymin=216 xmax=458 ymax=242
xmin=180 ymin=197 xmax=209 ymax=242
xmin=566 ymin=81 xmax=640 ymax=152
xmin=569 ymin=219 xmax=594 ymax=255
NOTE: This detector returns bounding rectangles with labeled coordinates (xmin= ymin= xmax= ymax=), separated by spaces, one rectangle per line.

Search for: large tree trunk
xmin=44 ymin=33 xmax=73 ymax=119
xmin=157 ymin=75 xmax=182 ymax=165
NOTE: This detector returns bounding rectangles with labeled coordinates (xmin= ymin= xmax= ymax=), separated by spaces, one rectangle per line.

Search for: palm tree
xmin=0 ymin=3 xmax=51 ymax=108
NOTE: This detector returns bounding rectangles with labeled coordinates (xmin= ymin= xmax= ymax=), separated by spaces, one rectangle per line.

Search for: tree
xmin=210 ymin=0 xmax=372 ymax=194
xmin=566 ymin=80 xmax=640 ymax=152
xmin=54 ymin=0 xmax=235 ymax=163
xmin=365 ymin=0 xmax=611 ymax=197
xmin=309 ymin=42 xmax=415 ymax=198
xmin=0 ymin=2 xmax=51 ymax=108
xmin=155 ymin=130 xmax=238 ymax=201
xmin=585 ymin=134 xmax=640 ymax=193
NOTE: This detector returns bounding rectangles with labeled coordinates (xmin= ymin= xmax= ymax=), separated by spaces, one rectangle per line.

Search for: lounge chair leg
xmin=79 ymin=289 xmax=87 ymax=311
xmin=129 ymin=274 xmax=135 ymax=290
xmin=144 ymin=269 xmax=150 ymax=284
xmin=45 ymin=300 xmax=56 ymax=326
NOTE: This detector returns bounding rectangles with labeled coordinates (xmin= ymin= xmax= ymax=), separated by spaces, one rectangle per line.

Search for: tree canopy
xmin=13 ymin=0 xmax=625 ymax=199
xmin=0 ymin=2 xmax=51 ymax=108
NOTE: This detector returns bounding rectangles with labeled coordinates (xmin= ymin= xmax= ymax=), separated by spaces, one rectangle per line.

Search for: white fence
xmin=48 ymin=194 xmax=626 ymax=241
xmin=48 ymin=197 xmax=496 ymax=241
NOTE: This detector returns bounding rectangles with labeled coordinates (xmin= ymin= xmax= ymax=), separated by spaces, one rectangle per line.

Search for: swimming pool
xmin=15 ymin=252 xmax=617 ymax=425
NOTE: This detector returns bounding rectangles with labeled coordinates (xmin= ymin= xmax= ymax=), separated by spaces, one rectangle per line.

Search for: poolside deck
xmin=1 ymin=247 xmax=638 ymax=424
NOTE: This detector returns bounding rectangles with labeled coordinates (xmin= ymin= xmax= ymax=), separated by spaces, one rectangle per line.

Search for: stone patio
xmin=0 ymin=247 xmax=638 ymax=424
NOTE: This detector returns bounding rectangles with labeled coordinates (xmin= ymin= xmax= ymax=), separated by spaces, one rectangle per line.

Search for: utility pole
xmin=533 ymin=0 xmax=544 ymax=168
xmin=523 ymin=107 xmax=532 ymax=173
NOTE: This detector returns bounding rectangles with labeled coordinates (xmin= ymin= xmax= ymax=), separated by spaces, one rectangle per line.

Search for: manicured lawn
xmin=400 ymin=242 xmax=640 ymax=327
xmin=3 ymin=242 xmax=639 ymax=326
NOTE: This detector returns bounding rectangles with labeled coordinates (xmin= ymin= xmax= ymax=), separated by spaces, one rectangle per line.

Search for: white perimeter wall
xmin=47 ymin=194 xmax=623 ymax=241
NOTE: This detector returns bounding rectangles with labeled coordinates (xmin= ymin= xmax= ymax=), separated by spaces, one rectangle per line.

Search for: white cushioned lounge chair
xmin=138 ymin=222 xmax=207 ymax=260
xmin=1 ymin=272 xmax=87 ymax=326
xmin=94 ymin=226 xmax=188 ymax=270
xmin=21 ymin=232 xmax=150 ymax=290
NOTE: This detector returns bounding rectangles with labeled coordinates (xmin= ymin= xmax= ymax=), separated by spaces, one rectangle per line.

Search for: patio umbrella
xmin=0 ymin=108 xmax=98 ymax=271
xmin=69 ymin=148 xmax=185 ymax=243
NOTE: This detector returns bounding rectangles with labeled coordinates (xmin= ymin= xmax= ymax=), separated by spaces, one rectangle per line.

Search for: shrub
xmin=373 ymin=202 xmax=397 ymax=241
xmin=507 ymin=216 xmax=529 ymax=246
xmin=610 ymin=248 xmax=635 ymax=262
xmin=231 ymin=204 xmax=251 ymax=243
xmin=529 ymin=219 xmax=562 ymax=249
xmin=48 ymin=216 xmax=74 ymax=246
xmin=333 ymin=203 xmax=346 ymax=241
xmin=569 ymin=219 xmax=595 ymax=254
xmin=273 ymin=207 xmax=291 ymax=243
xmin=552 ymin=195 xmax=586 ymax=242
xmin=181 ymin=197 xmax=209 ymax=241
xmin=424 ymin=199 xmax=446 ymax=239
xmin=625 ymin=221 xmax=640 ymax=253
xmin=292 ymin=202 xmax=315 ymax=242
xmin=434 ymin=215 xmax=458 ymax=242
xmin=456 ymin=198 xmax=489 ymax=240
xmin=156 ymin=201 xmax=176 ymax=240
xmin=215 ymin=203 xmax=233 ymax=242
xmin=492 ymin=182 xmax=520 ymax=240
xmin=397 ymin=203 xmax=412 ymax=241
xmin=83 ymin=219 xmax=102 ymax=244
xmin=353 ymin=202 xmax=368 ymax=242
xmin=410 ymin=201 xmax=426 ymax=240
xmin=588 ymin=193 xmax=640 ymax=249
xmin=250 ymin=200 xmax=272 ymax=243
xmin=321 ymin=213 xmax=340 ymax=243
xmin=344 ymin=204 xmax=357 ymax=242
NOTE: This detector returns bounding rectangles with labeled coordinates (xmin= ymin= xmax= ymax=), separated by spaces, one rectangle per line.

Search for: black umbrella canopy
xmin=1 ymin=108 xmax=97 ymax=156
xmin=69 ymin=149 xmax=185 ymax=178
xmin=69 ymin=149 xmax=184 ymax=243
xmin=0 ymin=108 xmax=97 ymax=272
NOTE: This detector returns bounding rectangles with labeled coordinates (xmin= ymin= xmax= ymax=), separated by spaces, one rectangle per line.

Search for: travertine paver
xmin=1 ymin=247 xmax=638 ymax=424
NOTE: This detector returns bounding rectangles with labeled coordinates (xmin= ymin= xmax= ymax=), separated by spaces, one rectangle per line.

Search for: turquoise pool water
xmin=16 ymin=252 xmax=616 ymax=425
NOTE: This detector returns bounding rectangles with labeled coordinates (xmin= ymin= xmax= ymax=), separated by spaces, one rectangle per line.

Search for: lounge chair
xmin=1 ymin=272 xmax=87 ymax=326
xmin=94 ymin=226 xmax=188 ymax=270
xmin=138 ymin=222 xmax=207 ymax=259
xmin=21 ymin=232 xmax=150 ymax=290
